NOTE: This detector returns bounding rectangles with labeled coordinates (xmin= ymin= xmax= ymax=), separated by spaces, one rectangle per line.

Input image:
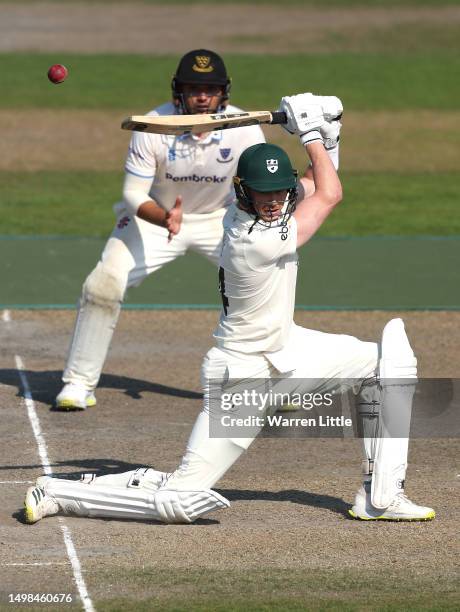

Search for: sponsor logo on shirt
xmin=279 ymin=223 xmax=289 ymax=241
xmin=165 ymin=172 xmax=227 ymax=183
xmin=217 ymin=148 xmax=233 ymax=163
xmin=168 ymin=148 xmax=176 ymax=161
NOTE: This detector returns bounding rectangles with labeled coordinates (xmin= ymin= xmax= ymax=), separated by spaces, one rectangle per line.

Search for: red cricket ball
xmin=47 ymin=64 xmax=68 ymax=84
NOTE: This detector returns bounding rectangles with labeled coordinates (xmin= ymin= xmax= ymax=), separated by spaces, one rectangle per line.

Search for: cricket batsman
xmin=26 ymin=94 xmax=435 ymax=523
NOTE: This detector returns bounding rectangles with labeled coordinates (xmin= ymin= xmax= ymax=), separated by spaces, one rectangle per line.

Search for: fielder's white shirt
xmin=124 ymin=102 xmax=265 ymax=214
xmin=214 ymin=204 xmax=298 ymax=354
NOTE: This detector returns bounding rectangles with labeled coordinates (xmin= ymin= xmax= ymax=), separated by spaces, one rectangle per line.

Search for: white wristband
xmin=300 ymin=130 xmax=323 ymax=146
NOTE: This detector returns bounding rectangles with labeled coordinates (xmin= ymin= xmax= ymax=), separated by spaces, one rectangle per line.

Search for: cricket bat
xmin=121 ymin=111 xmax=288 ymax=136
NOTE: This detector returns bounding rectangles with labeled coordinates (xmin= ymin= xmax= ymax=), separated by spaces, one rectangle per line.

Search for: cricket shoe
xmin=35 ymin=475 xmax=53 ymax=488
xmin=55 ymin=383 xmax=96 ymax=410
xmin=24 ymin=486 xmax=59 ymax=524
xmin=349 ymin=483 xmax=435 ymax=521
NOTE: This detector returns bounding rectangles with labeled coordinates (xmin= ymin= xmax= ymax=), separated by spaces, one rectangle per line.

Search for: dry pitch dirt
xmin=0 ymin=309 xmax=459 ymax=608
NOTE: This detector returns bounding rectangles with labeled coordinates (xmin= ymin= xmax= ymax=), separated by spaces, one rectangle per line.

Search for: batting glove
xmin=320 ymin=119 xmax=342 ymax=150
xmin=318 ymin=95 xmax=343 ymax=123
xmin=279 ymin=93 xmax=325 ymax=145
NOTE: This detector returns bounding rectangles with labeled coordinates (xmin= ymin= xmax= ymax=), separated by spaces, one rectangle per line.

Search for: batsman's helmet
xmin=234 ymin=143 xmax=298 ymax=229
xmin=172 ymin=49 xmax=231 ymax=112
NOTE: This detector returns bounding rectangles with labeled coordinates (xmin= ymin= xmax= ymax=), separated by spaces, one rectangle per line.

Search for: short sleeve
xmin=124 ymin=131 xmax=158 ymax=179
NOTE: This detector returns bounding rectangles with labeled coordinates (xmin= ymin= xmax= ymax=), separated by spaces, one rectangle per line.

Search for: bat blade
xmin=121 ymin=111 xmax=287 ymax=135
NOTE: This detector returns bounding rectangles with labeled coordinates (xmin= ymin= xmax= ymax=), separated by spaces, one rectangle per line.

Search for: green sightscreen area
xmin=1 ymin=236 xmax=459 ymax=309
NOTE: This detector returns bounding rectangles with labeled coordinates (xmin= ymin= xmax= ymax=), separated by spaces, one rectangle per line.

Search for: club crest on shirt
xmin=266 ymin=159 xmax=278 ymax=173
xmin=217 ymin=147 xmax=233 ymax=163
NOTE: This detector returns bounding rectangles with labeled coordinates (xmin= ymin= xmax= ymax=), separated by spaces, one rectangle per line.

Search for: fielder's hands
xmin=165 ymin=196 xmax=183 ymax=242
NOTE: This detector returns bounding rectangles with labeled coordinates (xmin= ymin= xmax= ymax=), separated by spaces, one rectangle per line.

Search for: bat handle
xmin=270 ymin=111 xmax=343 ymax=126
xmin=270 ymin=111 xmax=287 ymax=125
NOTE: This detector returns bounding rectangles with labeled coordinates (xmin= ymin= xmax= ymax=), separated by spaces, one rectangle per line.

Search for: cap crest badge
xmin=266 ymin=159 xmax=278 ymax=173
xmin=193 ymin=56 xmax=214 ymax=73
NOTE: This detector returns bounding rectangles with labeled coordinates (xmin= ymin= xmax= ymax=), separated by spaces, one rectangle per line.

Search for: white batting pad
xmin=45 ymin=479 xmax=229 ymax=523
xmin=371 ymin=318 xmax=416 ymax=509
xmin=63 ymin=262 xmax=125 ymax=389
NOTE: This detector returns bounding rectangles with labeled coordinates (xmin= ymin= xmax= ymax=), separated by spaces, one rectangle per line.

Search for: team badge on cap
xmin=266 ymin=159 xmax=278 ymax=173
xmin=193 ymin=56 xmax=214 ymax=73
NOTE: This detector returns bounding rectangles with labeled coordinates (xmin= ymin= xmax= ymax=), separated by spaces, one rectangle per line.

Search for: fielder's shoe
xmin=24 ymin=486 xmax=59 ymax=524
xmin=55 ymin=383 xmax=96 ymax=410
xmin=349 ymin=483 xmax=435 ymax=521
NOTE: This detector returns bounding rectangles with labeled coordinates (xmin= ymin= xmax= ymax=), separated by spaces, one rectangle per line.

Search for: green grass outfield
xmin=1 ymin=51 xmax=459 ymax=237
xmin=91 ymin=567 xmax=459 ymax=612
xmin=1 ymin=171 xmax=459 ymax=237
xmin=1 ymin=53 xmax=459 ymax=111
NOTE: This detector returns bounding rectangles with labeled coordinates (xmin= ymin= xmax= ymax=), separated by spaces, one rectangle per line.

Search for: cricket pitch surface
xmin=0 ymin=310 xmax=458 ymax=610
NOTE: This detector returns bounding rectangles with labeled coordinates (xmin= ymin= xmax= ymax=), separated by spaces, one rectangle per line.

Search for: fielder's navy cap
xmin=174 ymin=49 xmax=229 ymax=85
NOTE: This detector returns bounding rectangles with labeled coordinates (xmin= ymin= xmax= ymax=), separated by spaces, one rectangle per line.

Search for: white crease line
xmin=15 ymin=355 xmax=95 ymax=612
xmin=2 ymin=309 xmax=11 ymax=322
xmin=0 ymin=480 xmax=34 ymax=484
xmin=3 ymin=562 xmax=70 ymax=566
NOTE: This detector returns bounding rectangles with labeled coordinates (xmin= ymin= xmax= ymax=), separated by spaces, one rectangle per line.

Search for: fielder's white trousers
xmin=165 ymin=325 xmax=378 ymax=490
xmin=104 ymin=205 xmax=226 ymax=288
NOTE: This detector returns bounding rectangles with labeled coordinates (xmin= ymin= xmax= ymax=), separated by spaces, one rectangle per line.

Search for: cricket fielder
xmin=26 ymin=94 xmax=435 ymax=523
xmin=55 ymin=49 xmax=265 ymax=410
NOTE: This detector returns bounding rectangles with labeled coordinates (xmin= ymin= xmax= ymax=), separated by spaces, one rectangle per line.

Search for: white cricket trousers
xmin=165 ymin=325 xmax=379 ymax=490
xmin=102 ymin=206 xmax=226 ymax=288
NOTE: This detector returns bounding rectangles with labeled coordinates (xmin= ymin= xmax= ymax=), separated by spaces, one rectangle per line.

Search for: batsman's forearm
xmin=306 ymin=141 xmax=342 ymax=205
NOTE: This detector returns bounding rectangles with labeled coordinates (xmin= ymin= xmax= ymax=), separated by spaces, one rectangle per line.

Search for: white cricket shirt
xmin=214 ymin=204 xmax=298 ymax=354
xmin=124 ymin=102 xmax=265 ymax=214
